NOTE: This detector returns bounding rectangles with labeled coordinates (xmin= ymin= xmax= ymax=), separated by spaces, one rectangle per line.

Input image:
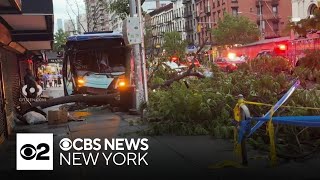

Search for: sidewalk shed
xmin=0 ymin=0 xmax=54 ymax=143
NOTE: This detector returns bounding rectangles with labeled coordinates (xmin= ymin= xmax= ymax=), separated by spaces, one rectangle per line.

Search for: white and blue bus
xmin=62 ymin=31 xmax=133 ymax=110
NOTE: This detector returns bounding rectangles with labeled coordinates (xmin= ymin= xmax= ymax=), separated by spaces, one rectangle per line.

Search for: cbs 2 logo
xmin=20 ymin=143 xmax=50 ymax=160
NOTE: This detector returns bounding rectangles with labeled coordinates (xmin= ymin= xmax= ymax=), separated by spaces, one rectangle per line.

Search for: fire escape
xmin=256 ymin=0 xmax=281 ymax=38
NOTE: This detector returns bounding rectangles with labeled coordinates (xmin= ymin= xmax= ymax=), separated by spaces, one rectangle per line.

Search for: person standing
xmin=57 ymin=73 xmax=62 ymax=87
xmin=42 ymin=73 xmax=48 ymax=90
xmin=53 ymin=73 xmax=58 ymax=87
xmin=23 ymin=68 xmax=38 ymax=98
xmin=47 ymin=73 xmax=53 ymax=88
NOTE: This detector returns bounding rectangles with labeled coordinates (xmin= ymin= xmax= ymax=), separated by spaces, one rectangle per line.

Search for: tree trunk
xmin=30 ymin=94 xmax=118 ymax=109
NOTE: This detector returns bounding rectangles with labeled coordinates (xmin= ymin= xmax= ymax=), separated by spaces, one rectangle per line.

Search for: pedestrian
xmin=47 ymin=73 xmax=53 ymax=88
xmin=23 ymin=68 xmax=38 ymax=98
xmin=42 ymin=72 xmax=48 ymax=90
xmin=53 ymin=73 xmax=58 ymax=87
xmin=57 ymin=73 xmax=62 ymax=87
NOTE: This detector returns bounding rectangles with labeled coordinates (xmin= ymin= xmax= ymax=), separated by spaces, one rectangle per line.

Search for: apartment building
xmin=150 ymin=3 xmax=174 ymax=47
xmin=77 ymin=14 xmax=88 ymax=34
xmin=183 ymin=0 xmax=199 ymax=45
xmin=84 ymin=0 xmax=109 ymax=32
xmin=64 ymin=19 xmax=76 ymax=35
xmin=172 ymin=0 xmax=187 ymax=40
xmin=196 ymin=0 xmax=292 ymax=45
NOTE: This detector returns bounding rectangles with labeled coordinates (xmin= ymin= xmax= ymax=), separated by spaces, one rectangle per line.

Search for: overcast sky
xmin=53 ymin=0 xmax=171 ymax=31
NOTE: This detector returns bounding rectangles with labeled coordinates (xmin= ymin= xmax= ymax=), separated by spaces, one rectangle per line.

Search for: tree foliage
xmin=53 ymin=29 xmax=69 ymax=52
xmin=143 ymin=56 xmax=320 ymax=159
xmin=212 ymin=14 xmax=260 ymax=46
xmin=109 ymin=0 xmax=130 ymax=20
xmin=162 ymin=31 xmax=188 ymax=58
xmin=289 ymin=8 xmax=320 ymax=37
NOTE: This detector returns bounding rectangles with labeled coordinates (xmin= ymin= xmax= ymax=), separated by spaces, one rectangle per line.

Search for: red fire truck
xmin=224 ymin=35 xmax=320 ymax=66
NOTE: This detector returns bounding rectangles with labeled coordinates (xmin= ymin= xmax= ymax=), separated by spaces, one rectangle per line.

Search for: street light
xmin=238 ymin=11 xmax=264 ymax=40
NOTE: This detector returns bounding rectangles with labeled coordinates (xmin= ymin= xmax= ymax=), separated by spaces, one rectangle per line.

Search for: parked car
xmin=214 ymin=57 xmax=238 ymax=72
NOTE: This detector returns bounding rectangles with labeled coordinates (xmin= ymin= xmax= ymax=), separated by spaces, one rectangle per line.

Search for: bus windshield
xmin=66 ymin=38 xmax=127 ymax=74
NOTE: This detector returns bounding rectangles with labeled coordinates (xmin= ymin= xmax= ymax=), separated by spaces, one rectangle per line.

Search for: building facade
xmin=109 ymin=12 xmax=123 ymax=33
xmin=77 ymin=14 xmax=88 ymax=34
xmin=150 ymin=3 xmax=174 ymax=47
xmin=195 ymin=0 xmax=292 ymax=45
xmin=173 ymin=0 xmax=187 ymax=40
xmin=64 ymin=19 xmax=76 ymax=35
xmin=292 ymin=0 xmax=319 ymax=21
xmin=184 ymin=0 xmax=199 ymax=45
xmin=84 ymin=0 xmax=109 ymax=32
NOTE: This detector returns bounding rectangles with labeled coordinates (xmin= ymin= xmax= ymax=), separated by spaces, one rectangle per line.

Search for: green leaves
xmin=212 ymin=14 xmax=260 ymax=46
xmin=109 ymin=0 xmax=130 ymax=20
xmin=162 ymin=31 xmax=188 ymax=59
xmin=53 ymin=29 xmax=69 ymax=52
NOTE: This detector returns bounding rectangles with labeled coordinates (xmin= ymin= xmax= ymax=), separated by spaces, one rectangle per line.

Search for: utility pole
xmin=259 ymin=0 xmax=264 ymax=40
xmin=137 ymin=0 xmax=149 ymax=103
xmin=129 ymin=0 xmax=145 ymax=110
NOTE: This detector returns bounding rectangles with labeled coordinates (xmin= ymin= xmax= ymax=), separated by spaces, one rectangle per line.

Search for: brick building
xmin=0 ymin=0 xmax=54 ymax=143
xmin=196 ymin=0 xmax=292 ymax=45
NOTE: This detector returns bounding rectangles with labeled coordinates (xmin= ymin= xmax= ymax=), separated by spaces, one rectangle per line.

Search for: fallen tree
xmin=149 ymin=37 xmax=209 ymax=90
xmin=19 ymin=94 xmax=119 ymax=114
xmin=150 ymin=64 xmax=205 ymax=89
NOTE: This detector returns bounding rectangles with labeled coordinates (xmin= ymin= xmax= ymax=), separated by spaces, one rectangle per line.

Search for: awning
xmin=0 ymin=0 xmax=53 ymax=53
xmin=0 ymin=0 xmax=22 ymax=14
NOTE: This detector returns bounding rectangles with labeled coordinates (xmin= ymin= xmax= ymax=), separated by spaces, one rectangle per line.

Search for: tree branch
xmin=150 ymin=37 xmax=209 ymax=90
xmin=74 ymin=0 xmax=87 ymax=32
xmin=65 ymin=4 xmax=77 ymax=34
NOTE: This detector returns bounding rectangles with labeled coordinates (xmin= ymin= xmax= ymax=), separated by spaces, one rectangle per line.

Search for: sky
xmin=53 ymin=0 xmax=171 ymax=32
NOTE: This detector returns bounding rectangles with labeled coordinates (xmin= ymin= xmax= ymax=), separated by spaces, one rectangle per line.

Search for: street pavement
xmin=0 ymin=87 xmax=319 ymax=179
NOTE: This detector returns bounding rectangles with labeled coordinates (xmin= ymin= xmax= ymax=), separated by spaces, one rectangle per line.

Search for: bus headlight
xmin=118 ymin=81 xmax=126 ymax=87
xmin=116 ymin=75 xmax=127 ymax=89
xmin=77 ymin=78 xmax=85 ymax=87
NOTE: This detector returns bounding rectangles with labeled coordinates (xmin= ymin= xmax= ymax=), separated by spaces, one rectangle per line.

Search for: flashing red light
xmin=278 ymin=44 xmax=287 ymax=51
xmin=171 ymin=57 xmax=178 ymax=62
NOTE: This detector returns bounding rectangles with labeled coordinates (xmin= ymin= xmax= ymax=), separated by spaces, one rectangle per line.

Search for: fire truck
xmin=225 ymin=35 xmax=320 ymax=66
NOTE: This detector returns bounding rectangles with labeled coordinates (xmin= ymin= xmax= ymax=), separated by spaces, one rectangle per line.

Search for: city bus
xmin=62 ymin=31 xmax=133 ymax=110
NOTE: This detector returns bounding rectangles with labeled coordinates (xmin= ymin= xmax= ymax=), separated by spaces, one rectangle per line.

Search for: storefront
xmin=40 ymin=51 xmax=63 ymax=75
xmin=0 ymin=0 xmax=53 ymax=142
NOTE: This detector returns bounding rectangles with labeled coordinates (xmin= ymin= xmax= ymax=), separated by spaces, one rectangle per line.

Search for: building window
xmin=272 ymin=6 xmax=278 ymax=14
xmin=232 ymin=8 xmax=238 ymax=16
